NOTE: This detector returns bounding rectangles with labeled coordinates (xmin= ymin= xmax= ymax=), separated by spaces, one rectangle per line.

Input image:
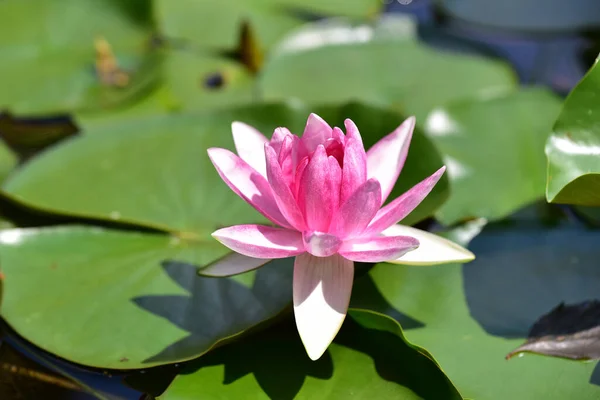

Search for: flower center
xmin=324 ymin=138 xmax=344 ymax=167
xmin=302 ymin=231 xmax=342 ymax=257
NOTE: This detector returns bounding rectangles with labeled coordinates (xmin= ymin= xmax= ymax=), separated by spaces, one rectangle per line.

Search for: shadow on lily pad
xmin=171 ymin=312 xmax=459 ymax=400
xmin=131 ymin=258 xmax=293 ymax=364
xmin=350 ymin=272 xmax=425 ymax=330
xmin=463 ymin=217 xmax=600 ymax=339
xmin=176 ymin=318 xmax=334 ymax=400
xmin=590 ymin=363 xmax=600 ymax=386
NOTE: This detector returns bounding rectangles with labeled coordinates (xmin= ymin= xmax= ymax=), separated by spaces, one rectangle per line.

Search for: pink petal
xmin=231 ymin=122 xmax=269 ymax=177
xmin=199 ymin=252 xmax=270 ymax=277
xmin=301 ymin=113 xmax=332 ymax=154
xmin=330 ymin=178 xmax=381 ymax=238
xmin=367 ymin=116 xmax=415 ymax=204
xmin=278 ymin=135 xmax=295 ymax=186
xmin=265 ymin=144 xmax=306 ymax=231
xmin=332 ymin=127 xmax=346 ymax=144
xmin=293 ymin=253 xmax=354 ymax=360
xmin=208 ymin=148 xmax=291 ymax=228
xmin=293 ymin=157 xmax=309 ymax=199
xmin=339 ymin=235 xmax=419 ymax=262
xmin=341 ymin=119 xmax=367 ymax=203
xmin=298 ymin=146 xmax=341 ymax=231
xmin=365 ymin=166 xmax=446 ymax=235
xmin=270 ymin=127 xmax=293 ymax=155
xmin=212 ymin=225 xmax=304 ymax=258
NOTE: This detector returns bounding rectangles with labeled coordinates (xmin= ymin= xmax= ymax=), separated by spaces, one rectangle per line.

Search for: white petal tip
xmin=382 ymin=224 xmax=476 ymax=266
xmin=296 ymin=316 xmax=343 ymax=361
xmin=231 ymin=121 xmax=250 ymax=131
xmin=293 ymin=254 xmax=353 ymax=362
xmin=306 ymin=344 xmax=328 ymax=361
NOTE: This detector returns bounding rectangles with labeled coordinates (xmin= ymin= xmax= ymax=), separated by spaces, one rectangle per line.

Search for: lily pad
xmin=154 ymin=0 xmax=382 ymax=50
xmin=259 ymin=18 xmax=517 ymax=121
xmin=0 ymin=225 xmax=294 ymax=369
xmin=4 ymin=102 xmax=448 ymax=231
xmin=162 ymin=48 xmax=257 ymax=112
xmin=0 ymin=0 xmax=158 ymax=115
xmin=546 ymin=55 xmax=600 ymax=205
xmin=423 ymin=88 xmax=561 ymax=225
xmin=159 ymin=309 xmax=463 ymax=400
xmin=351 ymin=208 xmax=600 ymax=399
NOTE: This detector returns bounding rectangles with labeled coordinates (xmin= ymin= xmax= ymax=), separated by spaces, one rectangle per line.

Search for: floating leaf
xmin=0 ymin=0 xmax=159 ymax=115
xmin=507 ymin=301 xmax=600 ymax=361
xmin=159 ymin=309 xmax=463 ymax=400
xmin=350 ymin=208 xmax=600 ymax=399
xmin=546 ymin=55 xmax=600 ymax=205
xmin=259 ymin=18 xmax=516 ymax=121
xmin=155 ymin=0 xmax=382 ymax=50
xmin=424 ymin=88 xmax=561 ymax=225
xmin=0 ymin=225 xmax=294 ymax=369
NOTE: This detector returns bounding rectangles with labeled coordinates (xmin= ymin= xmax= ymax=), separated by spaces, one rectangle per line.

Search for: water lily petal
xmin=293 ymin=253 xmax=354 ymax=360
xmin=365 ymin=166 xmax=446 ymax=235
xmin=299 ymin=146 xmax=341 ymax=231
xmin=270 ymin=127 xmax=293 ymax=155
xmin=330 ymin=178 xmax=381 ymax=238
xmin=265 ymin=144 xmax=306 ymax=231
xmin=367 ymin=116 xmax=415 ymax=203
xmin=340 ymin=235 xmax=419 ymax=262
xmin=341 ymin=119 xmax=367 ymax=203
xmin=231 ymin=122 xmax=268 ymax=177
xmin=301 ymin=113 xmax=332 ymax=153
xmin=332 ymin=126 xmax=346 ymax=144
xmin=208 ymin=148 xmax=291 ymax=228
xmin=382 ymin=224 xmax=475 ymax=265
xmin=212 ymin=224 xmax=304 ymax=258
xmin=199 ymin=252 xmax=270 ymax=277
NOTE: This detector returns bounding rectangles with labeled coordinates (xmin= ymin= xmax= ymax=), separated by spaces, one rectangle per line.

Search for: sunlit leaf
xmin=424 ymin=88 xmax=561 ymax=225
xmin=260 ymin=18 xmax=516 ymax=121
xmin=546 ymin=55 xmax=600 ymax=205
xmin=0 ymin=0 xmax=159 ymax=115
xmin=155 ymin=0 xmax=382 ymax=50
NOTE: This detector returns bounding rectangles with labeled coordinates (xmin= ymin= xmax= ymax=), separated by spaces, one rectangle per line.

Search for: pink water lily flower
xmin=205 ymin=114 xmax=474 ymax=360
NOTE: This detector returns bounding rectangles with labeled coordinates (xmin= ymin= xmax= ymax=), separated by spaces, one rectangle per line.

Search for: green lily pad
xmin=0 ymin=225 xmax=294 ymax=369
xmin=259 ymin=19 xmax=517 ymax=121
xmin=546 ymin=55 xmax=600 ymax=205
xmin=162 ymin=49 xmax=257 ymax=112
xmin=0 ymin=141 xmax=18 ymax=185
xmin=0 ymin=0 xmax=158 ymax=115
xmin=154 ymin=0 xmax=382 ymax=50
xmin=4 ymin=102 xmax=448 ymax=231
xmin=159 ymin=309 xmax=463 ymax=400
xmin=423 ymin=88 xmax=561 ymax=225
xmin=352 ymin=209 xmax=600 ymax=399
